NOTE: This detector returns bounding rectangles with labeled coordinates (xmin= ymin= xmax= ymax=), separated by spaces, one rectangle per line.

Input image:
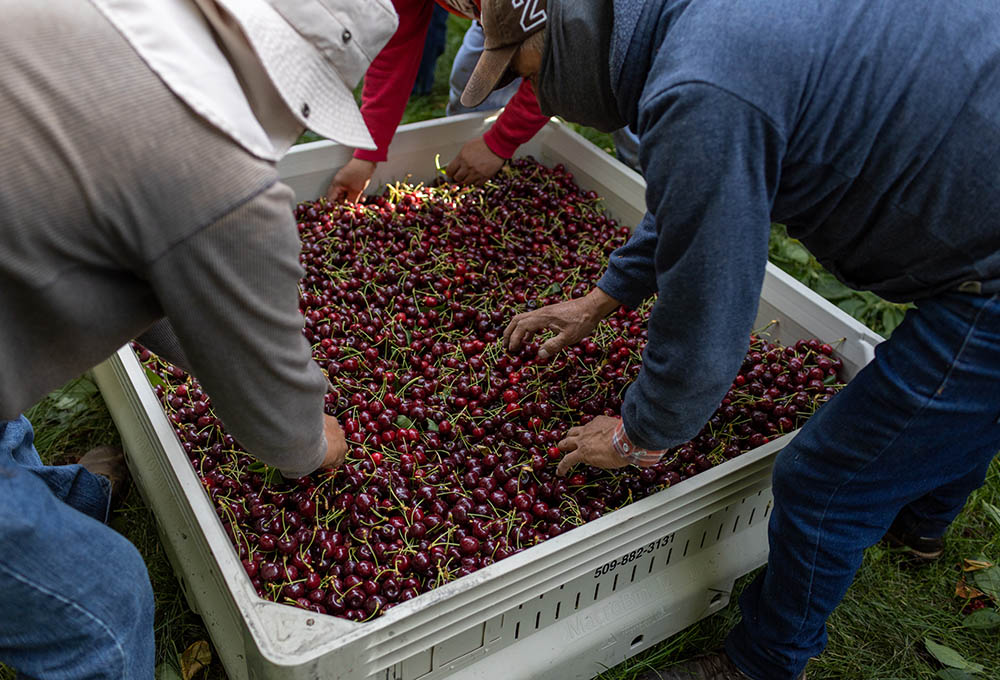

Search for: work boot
xmin=78 ymin=445 xmax=131 ymax=515
xmin=637 ymin=651 xmax=805 ymax=680
xmin=882 ymin=516 xmax=944 ymax=562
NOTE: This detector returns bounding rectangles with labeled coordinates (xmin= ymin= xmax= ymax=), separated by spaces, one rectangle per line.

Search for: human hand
xmin=325 ymin=158 xmax=376 ymax=203
xmin=320 ymin=414 xmax=348 ymax=469
xmin=445 ymin=137 xmax=506 ymax=185
xmin=503 ymin=288 xmax=621 ymax=359
xmin=555 ymin=416 xmax=629 ymax=476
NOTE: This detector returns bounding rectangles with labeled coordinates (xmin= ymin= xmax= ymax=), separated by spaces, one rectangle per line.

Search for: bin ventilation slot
xmin=455 ymin=489 xmax=775 ymax=678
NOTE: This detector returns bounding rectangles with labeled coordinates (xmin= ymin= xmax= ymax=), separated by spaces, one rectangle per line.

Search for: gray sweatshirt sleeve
xmin=146 ymin=180 xmax=328 ymax=477
xmin=619 ymin=82 xmax=782 ymax=451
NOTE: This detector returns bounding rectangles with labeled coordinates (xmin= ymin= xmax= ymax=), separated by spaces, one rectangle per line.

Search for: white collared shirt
xmin=90 ymin=0 xmax=301 ymax=162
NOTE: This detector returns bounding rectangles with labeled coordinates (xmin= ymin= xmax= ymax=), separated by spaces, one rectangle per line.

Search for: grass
xmin=4 ymin=12 xmax=998 ymax=680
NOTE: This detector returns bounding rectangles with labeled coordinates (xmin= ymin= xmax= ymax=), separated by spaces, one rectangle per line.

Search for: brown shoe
xmin=637 ymin=651 xmax=805 ymax=680
xmin=78 ymin=446 xmax=131 ymax=514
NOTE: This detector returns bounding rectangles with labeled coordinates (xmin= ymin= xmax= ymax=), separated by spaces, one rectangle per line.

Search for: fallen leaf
xmin=955 ymin=577 xmax=986 ymax=600
xmin=962 ymin=608 xmax=1000 ymax=630
xmin=181 ymin=640 xmax=211 ymax=680
xmin=962 ymin=558 xmax=994 ymax=572
xmin=924 ymin=638 xmax=984 ymax=674
xmin=935 ymin=670 xmax=978 ymax=680
xmin=972 ymin=566 xmax=1000 ymax=602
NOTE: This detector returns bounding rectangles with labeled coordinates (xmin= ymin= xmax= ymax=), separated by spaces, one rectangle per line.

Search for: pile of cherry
xmin=137 ymin=158 xmax=845 ymax=622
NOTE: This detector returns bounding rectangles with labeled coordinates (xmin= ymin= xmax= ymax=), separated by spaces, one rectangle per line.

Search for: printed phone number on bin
xmin=594 ymin=532 xmax=675 ymax=578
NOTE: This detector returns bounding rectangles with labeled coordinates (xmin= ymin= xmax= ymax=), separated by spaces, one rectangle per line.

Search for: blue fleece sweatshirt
xmin=579 ymin=0 xmax=1000 ymax=451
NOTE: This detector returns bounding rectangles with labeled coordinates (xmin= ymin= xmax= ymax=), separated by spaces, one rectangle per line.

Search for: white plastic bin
xmin=93 ymin=113 xmax=884 ymax=680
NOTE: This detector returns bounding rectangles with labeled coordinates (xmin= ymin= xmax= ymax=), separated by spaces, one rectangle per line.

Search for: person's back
xmin=613 ymin=0 xmax=1000 ymax=299
xmin=0 ymin=0 xmax=265 ymax=397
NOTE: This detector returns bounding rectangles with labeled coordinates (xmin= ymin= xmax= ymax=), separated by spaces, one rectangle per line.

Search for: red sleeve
xmin=481 ymin=79 xmax=551 ymax=159
xmin=353 ymin=0 xmax=435 ymax=163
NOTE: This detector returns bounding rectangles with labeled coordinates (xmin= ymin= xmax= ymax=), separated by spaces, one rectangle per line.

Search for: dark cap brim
xmin=460 ymin=43 xmax=519 ymax=108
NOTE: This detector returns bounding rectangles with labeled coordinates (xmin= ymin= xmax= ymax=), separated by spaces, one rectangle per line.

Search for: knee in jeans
xmin=770 ymin=442 xmax=826 ymax=509
xmin=771 ymin=447 xmax=801 ymax=502
xmin=111 ymin=540 xmax=155 ymax=623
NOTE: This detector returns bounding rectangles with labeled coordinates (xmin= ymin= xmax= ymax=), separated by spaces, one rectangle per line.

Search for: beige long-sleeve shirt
xmin=0 ymin=0 xmax=328 ymax=476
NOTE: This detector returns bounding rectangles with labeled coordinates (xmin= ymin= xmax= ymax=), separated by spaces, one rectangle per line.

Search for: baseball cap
xmin=213 ymin=0 xmax=398 ymax=150
xmin=460 ymin=0 xmax=547 ymax=108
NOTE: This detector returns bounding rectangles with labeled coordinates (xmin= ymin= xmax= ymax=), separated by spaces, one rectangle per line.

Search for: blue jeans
xmin=446 ymin=21 xmax=523 ymax=116
xmin=611 ymin=127 xmax=642 ymax=172
xmin=0 ymin=416 xmax=154 ymax=679
xmin=725 ymin=292 xmax=1000 ymax=679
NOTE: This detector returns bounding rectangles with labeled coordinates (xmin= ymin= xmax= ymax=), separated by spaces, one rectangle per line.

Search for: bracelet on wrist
xmin=612 ymin=420 xmax=667 ymax=466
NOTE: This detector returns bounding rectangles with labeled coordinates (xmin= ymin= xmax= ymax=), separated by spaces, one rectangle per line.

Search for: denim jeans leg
xmin=611 ymin=127 xmax=642 ymax=172
xmin=0 ymin=417 xmax=155 ymax=680
xmin=891 ymin=451 xmax=995 ymax=538
xmin=1 ymin=415 xmax=111 ymax=523
xmin=725 ymin=292 xmax=1000 ymax=680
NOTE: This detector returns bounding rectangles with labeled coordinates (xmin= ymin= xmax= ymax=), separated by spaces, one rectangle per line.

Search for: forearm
xmin=583 ymin=286 xmax=622 ymax=319
xmin=481 ymin=80 xmax=550 ymax=158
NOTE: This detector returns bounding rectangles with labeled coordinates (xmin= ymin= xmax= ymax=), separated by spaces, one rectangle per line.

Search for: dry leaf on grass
xmin=955 ymin=577 xmax=986 ymax=600
xmin=961 ymin=558 xmax=993 ymax=572
xmin=181 ymin=640 xmax=211 ymax=680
